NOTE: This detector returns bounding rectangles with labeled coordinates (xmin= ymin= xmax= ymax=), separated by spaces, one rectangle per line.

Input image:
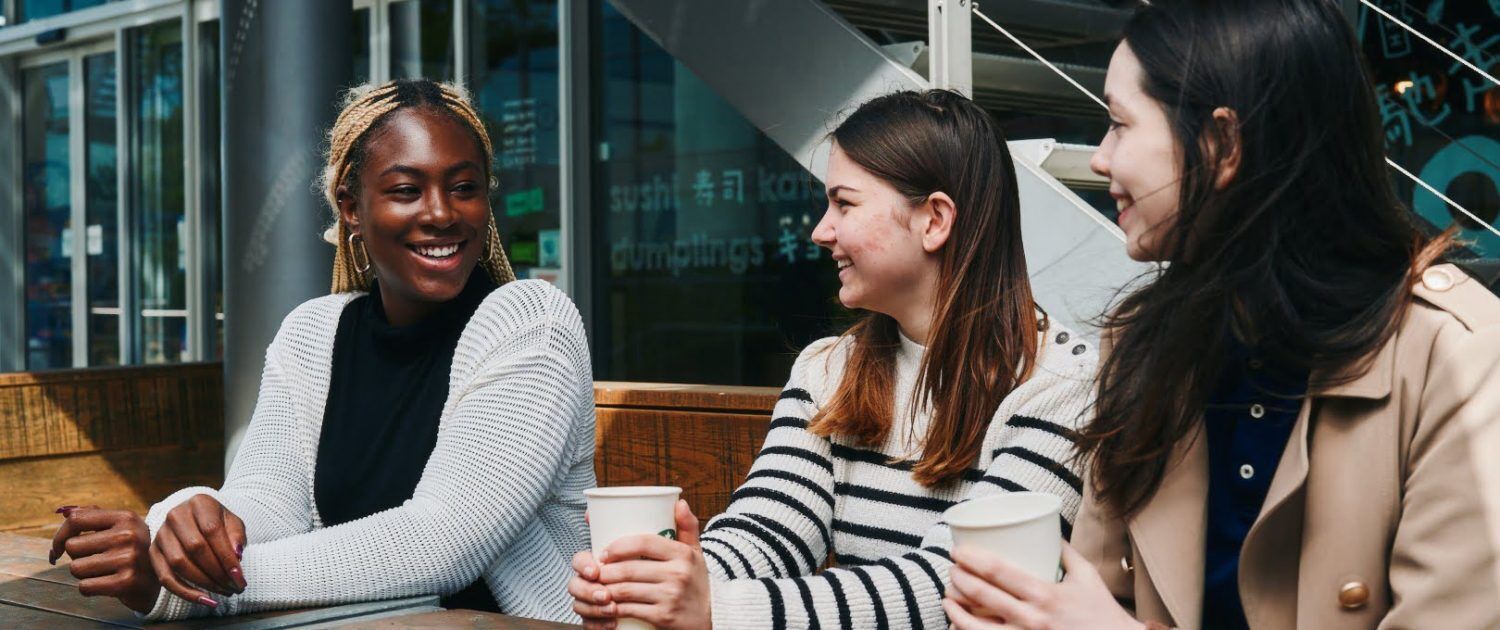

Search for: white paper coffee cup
xmin=584 ymin=486 xmax=683 ymax=630
xmin=945 ymin=492 xmax=1064 ymax=582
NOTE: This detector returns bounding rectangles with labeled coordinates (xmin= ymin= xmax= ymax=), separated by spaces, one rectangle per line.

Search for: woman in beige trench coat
xmin=940 ymin=1 xmax=1500 ymax=629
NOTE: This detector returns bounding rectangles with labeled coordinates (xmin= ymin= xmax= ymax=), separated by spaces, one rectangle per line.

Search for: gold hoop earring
xmin=486 ymin=220 xmax=502 ymax=266
xmin=348 ymin=232 xmax=372 ymax=274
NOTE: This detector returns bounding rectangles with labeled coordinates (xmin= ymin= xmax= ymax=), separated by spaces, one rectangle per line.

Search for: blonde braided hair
xmin=319 ymin=80 xmax=516 ymax=293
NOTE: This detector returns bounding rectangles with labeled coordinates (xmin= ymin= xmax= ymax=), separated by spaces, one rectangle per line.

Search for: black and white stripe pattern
xmin=703 ymin=327 xmax=1097 ymax=629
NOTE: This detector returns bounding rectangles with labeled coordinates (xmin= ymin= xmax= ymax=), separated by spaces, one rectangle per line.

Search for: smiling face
xmin=337 ymin=107 xmax=490 ymax=325
xmin=811 ymin=144 xmax=937 ymax=318
xmin=1090 ymin=41 xmax=1183 ymax=262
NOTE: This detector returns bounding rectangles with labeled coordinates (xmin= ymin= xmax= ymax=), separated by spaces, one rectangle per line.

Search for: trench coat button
xmin=1072 ymin=344 xmax=1087 ymax=355
xmin=1239 ymin=464 xmax=1255 ymax=479
xmin=1249 ymin=403 xmax=1266 ymax=419
xmin=1339 ymin=581 xmax=1370 ymax=610
xmin=1422 ymin=267 xmax=1455 ymax=292
xmin=1056 ymin=331 xmax=1070 ymax=344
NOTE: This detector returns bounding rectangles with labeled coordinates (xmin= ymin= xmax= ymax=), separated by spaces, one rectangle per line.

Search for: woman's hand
xmin=570 ymin=549 xmax=620 ymax=630
xmin=49 ymin=506 xmax=161 ymax=614
xmin=150 ymin=494 xmax=248 ymax=608
xmin=943 ymin=542 xmax=1144 ymax=630
xmin=586 ymin=500 xmax=711 ymax=630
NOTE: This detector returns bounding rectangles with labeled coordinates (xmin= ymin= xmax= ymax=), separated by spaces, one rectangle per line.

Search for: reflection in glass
xmin=22 ymin=62 xmax=72 ymax=369
xmin=86 ymin=52 xmax=120 ymax=366
xmin=131 ymin=20 xmax=188 ymax=363
xmin=470 ymin=0 xmax=559 ymax=280
xmin=18 ymin=0 xmax=113 ymax=23
xmin=594 ymin=4 xmax=841 ymax=386
xmin=390 ymin=0 xmax=454 ymax=81
xmin=353 ymin=8 xmax=372 ymax=86
xmin=1357 ymin=2 xmax=1500 ymax=255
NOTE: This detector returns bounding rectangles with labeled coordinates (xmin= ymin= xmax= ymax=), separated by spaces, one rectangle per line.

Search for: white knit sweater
xmin=702 ymin=325 xmax=1097 ymax=629
xmin=141 ymin=280 xmax=595 ymax=623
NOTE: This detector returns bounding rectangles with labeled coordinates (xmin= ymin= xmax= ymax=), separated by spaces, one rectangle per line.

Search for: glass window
xmin=1358 ymin=1 xmax=1500 ymax=255
xmin=85 ymin=51 xmax=120 ymax=366
xmin=22 ymin=62 xmax=72 ymax=370
xmin=469 ymin=0 xmax=560 ymax=281
xmin=389 ymin=0 xmax=454 ymax=81
xmin=353 ymin=7 xmax=372 ymax=86
xmin=129 ymin=20 xmax=187 ymax=363
xmin=593 ymin=3 xmax=841 ymax=386
xmin=18 ymin=0 xmax=114 ymax=23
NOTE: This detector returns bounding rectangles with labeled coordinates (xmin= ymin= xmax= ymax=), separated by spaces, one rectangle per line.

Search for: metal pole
xmin=68 ymin=53 xmax=87 ymax=367
xmin=928 ymin=0 xmax=972 ymax=96
xmin=0 ymin=55 xmax=21 ymax=371
xmin=183 ymin=0 xmax=206 ymax=362
xmin=559 ymin=0 xmax=592 ymax=341
xmin=220 ymin=0 xmax=351 ymax=468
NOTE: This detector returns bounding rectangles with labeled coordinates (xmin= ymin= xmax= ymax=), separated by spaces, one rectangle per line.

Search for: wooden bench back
xmin=0 ymin=367 xmax=776 ymax=535
xmin=0 ymin=365 xmax=226 ymax=535
xmin=592 ymin=382 xmax=776 ymax=519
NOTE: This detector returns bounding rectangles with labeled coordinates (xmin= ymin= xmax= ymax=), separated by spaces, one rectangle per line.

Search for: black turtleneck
xmin=315 ymin=270 xmax=501 ymax=612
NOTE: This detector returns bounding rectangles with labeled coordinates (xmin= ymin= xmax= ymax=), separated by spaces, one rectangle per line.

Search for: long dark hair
xmin=1078 ymin=0 xmax=1452 ymax=516
xmin=809 ymin=90 xmax=1040 ymax=487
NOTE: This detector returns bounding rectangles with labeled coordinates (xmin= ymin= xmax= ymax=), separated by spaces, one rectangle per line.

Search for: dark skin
xmin=51 ymin=106 xmax=493 ymax=614
xmin=337 ymin=107 xmax=492 ymax=325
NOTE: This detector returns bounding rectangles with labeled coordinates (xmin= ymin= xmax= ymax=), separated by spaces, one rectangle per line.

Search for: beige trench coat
xmin=1073 ymin=264 xmax=1500 ymax=629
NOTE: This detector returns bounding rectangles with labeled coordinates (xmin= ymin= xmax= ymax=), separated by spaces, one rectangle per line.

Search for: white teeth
xmin=414 ymin=243 xmax=460 ymax=258
xmin=836 ymin=260 xmax=852 ymax=270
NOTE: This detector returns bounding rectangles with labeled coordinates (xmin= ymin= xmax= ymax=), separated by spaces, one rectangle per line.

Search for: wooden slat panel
xmin=594 ymin=382 xmax=779 ymax=415
xmin=0 ymin=446 xmax=224 ymax=533
xmin=0 ymin=364 xmax=223 ymax=461
xmin=595 ymin=408 xmax=771 ymax=519
xmin=0 ymin=534 xmax=75 ymax=587
xmin=1 ymin=374 xmax=778 ymax=532
xmin=0 ymin=572 xmax=140 ymax=626
xmin=0 ymin=602 xmax=111 ymax=629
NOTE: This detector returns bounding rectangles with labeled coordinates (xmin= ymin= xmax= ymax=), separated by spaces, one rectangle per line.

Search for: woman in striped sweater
xmin=568 ymin=89 xmax=1096 ymax=629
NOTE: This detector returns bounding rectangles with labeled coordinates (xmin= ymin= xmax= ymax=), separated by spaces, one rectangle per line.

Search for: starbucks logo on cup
xmin=659 ymin=528 xmax=678 ymax=540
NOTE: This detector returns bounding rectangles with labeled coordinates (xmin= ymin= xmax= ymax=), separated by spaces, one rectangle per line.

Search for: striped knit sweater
xmin=139 ymin=280 xmax=595 ymax=622
xmin=702 ymin=325 xmax=1096 ymax=629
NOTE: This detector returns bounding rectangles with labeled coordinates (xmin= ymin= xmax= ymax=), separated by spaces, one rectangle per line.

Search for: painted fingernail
xmin=197 ymin=596 xmax=220 ymax=608
xmin=230 ymin=567 xmax=247 ymax=590
xmin=234 ymin=542 xmax=244 ymax=558
xmin=594 ymin=589 xmax=609 ymax=604
xmin=55 ymin=506 xmax=78 ymax=517
xmin=47 ymin=550 xmax=58 ymax=565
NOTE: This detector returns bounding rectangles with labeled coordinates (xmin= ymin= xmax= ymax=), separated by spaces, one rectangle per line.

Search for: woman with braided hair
xmin=48 ymin=78 xmax=595 ymax=623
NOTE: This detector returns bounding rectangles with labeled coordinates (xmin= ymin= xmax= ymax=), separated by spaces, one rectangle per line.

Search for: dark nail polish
xmin=54 ymin=505 xmax=78 ymax=515
xmin=234 ymin=542 xmax=244 ymax=558
xmin=47 ymin=550 xmax=58 ymax=565
xmin=197 ymin=595 xmax=220 ymax=608
xmin=230 ymin=567 xmax=247 ymax=591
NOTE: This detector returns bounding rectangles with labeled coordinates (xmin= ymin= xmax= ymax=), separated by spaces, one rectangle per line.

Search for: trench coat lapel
xmin=1128 ymin=428 xmax=1209 ymax=627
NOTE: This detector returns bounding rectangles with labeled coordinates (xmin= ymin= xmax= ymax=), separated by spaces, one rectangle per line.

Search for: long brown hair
xmin=1079 ymin=0 xmax=1453 ymax=517
xmin=808 ymin=90 xmax=1040 ymax=487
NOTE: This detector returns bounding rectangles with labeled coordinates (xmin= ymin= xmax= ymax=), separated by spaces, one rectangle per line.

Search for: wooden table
xmin=0 ymin=533 xmax=579 ymax=628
